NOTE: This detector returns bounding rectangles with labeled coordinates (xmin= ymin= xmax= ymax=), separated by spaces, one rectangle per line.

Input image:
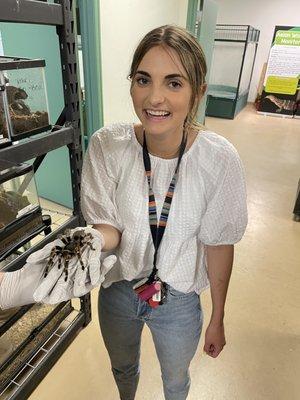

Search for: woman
xmin=81 ymin=25 xmax=247 ymax=400
xmin=0 ymin=25 xmax=247 ymax=400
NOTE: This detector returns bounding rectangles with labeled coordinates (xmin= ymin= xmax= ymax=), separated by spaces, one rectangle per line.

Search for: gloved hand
xmin=0 ymin=262 xmax=46 ymax=309
xmin=0 ymin=234 xmax=69 ymax=309
xmin=26 ymin=237 xmax=68 ymax=302
xmin=35 ymin=255 xmax=117 ymax=304
xmin=72 ymin=227 xmax=105 ymax=297
xmin=0 ymin=254 xmax=116 ymax=309
xmin=0 ymin=227 xmax=116 ymax=309
xmin=67 ymin=254 xmax=117 ymax=298
xmin=33 ymin=252 xmax=79 ymax=304
xmin=33 ymin=227 xmax=105 ymax=302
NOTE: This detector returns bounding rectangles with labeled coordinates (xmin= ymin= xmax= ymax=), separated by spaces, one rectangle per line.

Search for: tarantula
xmin=44 ymin=229 xmax=96 ymax=281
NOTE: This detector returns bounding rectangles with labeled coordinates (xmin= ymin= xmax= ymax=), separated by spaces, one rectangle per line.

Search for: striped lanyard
xmin=142 ymin=129 xmax=187 ymax=282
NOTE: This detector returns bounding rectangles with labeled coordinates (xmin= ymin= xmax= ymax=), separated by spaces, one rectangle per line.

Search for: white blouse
xmin=80 ymin=123 xmax=248 ymax=294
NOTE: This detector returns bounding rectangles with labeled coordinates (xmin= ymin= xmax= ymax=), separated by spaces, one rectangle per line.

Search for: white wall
xmin=214 ymin=0 xmax=300 ymax=102
xmin=100 ymin=0 xmax=188 ymax=125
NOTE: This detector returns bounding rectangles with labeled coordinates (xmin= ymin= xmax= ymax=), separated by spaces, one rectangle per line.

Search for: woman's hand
xmin=203 ymin=321 xmax=226 ymax=358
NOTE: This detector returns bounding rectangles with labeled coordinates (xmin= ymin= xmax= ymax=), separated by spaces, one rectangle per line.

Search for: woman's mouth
xmin=144 ymin=109 xmax=171 ymax=121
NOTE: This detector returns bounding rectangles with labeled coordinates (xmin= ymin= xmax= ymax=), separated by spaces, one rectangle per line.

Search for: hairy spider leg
xmin=85 ymin=233 xmax=93 ymax=242
xmin=44 ymin=247 xmax=58 ymax=277
xmin=75 ymin=247 xmax=86 ymax=270
xmin=81 ymin=234 xmax=96 ymax=251
xmin=63 ymin=255 xmax=71 ymax=282
xmin=61 ymin=236 xmax=72 ymax=246
xmin=57 ymin=254 xmax=63 ymax=270
xmin=85 ymin=242 xmax=96 ymax=251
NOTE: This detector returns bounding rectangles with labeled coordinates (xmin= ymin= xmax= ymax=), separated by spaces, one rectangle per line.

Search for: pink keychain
xmin=138 ymin=281 xmax=161 ymax=302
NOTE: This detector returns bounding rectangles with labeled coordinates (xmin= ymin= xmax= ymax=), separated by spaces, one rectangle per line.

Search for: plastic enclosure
xmin=0 ymin=56 xmax=51 ymax=144
xmin=0 ymin=162 xmax=44 ymax=259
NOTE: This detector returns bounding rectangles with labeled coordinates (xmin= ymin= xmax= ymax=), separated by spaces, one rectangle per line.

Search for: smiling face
xmin=130 ymin=45 xmax=192 ymax=139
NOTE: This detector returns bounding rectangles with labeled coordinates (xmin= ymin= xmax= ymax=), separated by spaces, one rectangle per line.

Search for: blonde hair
xmin=128 ymin=25 xmax=207 ymax=132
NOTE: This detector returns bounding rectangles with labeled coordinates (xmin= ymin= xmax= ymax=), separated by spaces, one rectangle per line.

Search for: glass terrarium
xmin=0 ymin=161 xmax=44 ymax=260
xmin=0 ymin=56 xmax=51 ymax=142
xmin=206 ymin=25 xmax=260 ymax=119
xmin=0 ymin=73 xmax=12 ymax=148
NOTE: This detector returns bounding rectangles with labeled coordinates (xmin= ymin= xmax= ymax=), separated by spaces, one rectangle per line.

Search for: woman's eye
xmin=136 ymin=77 xmax=149 ymax=85
xmin=169 ymin=81 xmax=182 ymax=89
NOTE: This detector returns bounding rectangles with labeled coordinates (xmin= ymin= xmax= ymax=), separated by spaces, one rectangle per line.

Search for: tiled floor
xmin=26 ymin=104 xmax=300 ymax=399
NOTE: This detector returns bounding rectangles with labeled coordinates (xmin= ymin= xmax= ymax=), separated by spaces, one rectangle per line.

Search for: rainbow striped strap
xmin=142 ymin=129 xmax=187 ymax=281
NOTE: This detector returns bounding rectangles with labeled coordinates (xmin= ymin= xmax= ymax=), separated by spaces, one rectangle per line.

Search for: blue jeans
xmin=98 ymin=279 xmax=203 ymax=400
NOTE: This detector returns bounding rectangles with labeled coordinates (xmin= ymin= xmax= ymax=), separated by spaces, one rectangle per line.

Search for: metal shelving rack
xmin=0 ymin=1 xmax=91 ymax=398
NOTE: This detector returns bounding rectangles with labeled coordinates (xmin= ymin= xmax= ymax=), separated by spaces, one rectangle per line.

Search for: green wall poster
xmin=258 ymin=26 xmax=300 ymax=117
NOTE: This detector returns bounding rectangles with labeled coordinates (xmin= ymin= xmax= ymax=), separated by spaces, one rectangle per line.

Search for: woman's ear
xmin=194 ymin=84 xmax=207 ymax=104
xmin=199 ymin=83 xmax=207 ymax=98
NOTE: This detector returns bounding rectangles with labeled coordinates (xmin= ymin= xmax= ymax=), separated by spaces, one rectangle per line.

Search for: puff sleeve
xmin=198 ymin=147 xmax=248 ymax=245
xmin=80 ymin=132 xmax=123 ymax=231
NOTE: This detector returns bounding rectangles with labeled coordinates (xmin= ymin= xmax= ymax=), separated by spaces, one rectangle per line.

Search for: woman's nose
xmin=147 ymin=86 xmax=165 ymax=105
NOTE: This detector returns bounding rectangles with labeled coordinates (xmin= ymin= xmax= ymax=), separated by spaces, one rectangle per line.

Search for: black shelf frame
xmin=0 ymin=1 xmax=91 ymax=398
xmin=0 ymin=0 xmax=64 ymax=26
xmin=293 ymin=179 xmax=300 ymax=221
xmin=0 ymin=127 xmax=74 ymax=168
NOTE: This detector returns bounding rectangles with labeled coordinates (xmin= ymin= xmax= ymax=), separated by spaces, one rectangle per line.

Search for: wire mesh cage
xmin=206 ymin=24 xmax=260 ymax=119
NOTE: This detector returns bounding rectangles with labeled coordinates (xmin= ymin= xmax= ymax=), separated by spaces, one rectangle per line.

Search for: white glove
xmin=72 ymin=227 xmax=106 ymax=297
xmin=72 ymin=227 xmax=104 ymax=291
xmin=0 ymin=227 xmax=109 ymax=309
xmin=33 ymin=226 xmax=105 ymax=303
xmin=0 ymin=235 xmax=68 ymax=309
xmin=33 ymin=253 xmax=78 ymax=304
xmin=73 ymin=254 xmax=117 ymax=297
xmin=27 ymin=237 xmax=66 ymax=302
xmin=0 ymin=262 xmax=46 ymax=309
xmin=0 ymin=254 xmax=117 ymax=309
